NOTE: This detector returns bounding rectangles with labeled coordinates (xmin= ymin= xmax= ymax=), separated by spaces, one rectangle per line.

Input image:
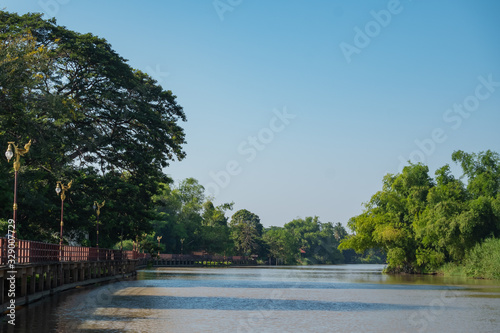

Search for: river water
xmin=1 ymin=264 xmax=500 ymax=332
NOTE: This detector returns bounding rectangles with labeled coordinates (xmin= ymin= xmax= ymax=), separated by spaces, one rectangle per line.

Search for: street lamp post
xmin=157 ymin=236 xmax=162 ymax=257
xmin=55 ymin=180 xmax=72 ymax=260
xmin=4 ymin=140 xmax=31 ymax=241
xmin=93 ymin=200 xmax=105 ymax=259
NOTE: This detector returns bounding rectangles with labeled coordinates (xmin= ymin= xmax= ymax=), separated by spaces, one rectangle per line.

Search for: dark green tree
xmin=230 ymin=209 xmax=263 ymax=256
xmin=199 ymin=200 xmax=233 ymax=254
xmin=0 ymin=11 xmax=186 ymax=244
xmin=340 ymin=163 xmax=433 ymax=272
xmin=263 ymin=226 xmax=297 ymax=264
xmin=284 ymin=217 xmax=343 ymax=264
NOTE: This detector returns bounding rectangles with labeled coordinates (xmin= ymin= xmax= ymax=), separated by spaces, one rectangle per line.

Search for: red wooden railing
xmin=0 ymin=238 xmax=149 ymax=265
xmin=0 ymin=238 xmax=255 ymax=266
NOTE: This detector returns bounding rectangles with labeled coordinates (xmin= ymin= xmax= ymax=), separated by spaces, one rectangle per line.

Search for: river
xmin=1 ymin=264 xmax=500 ymax=332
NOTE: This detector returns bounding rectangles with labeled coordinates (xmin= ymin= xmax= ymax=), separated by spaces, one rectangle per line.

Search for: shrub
xmin=464 ymin=238 xmax=500 ymax=280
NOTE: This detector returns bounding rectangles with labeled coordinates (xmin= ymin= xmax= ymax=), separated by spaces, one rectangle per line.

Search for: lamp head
xmin=5 ymin=145 xmax=13 ymax=162
xmin=55 ymin=182 xmax=62 ymax=195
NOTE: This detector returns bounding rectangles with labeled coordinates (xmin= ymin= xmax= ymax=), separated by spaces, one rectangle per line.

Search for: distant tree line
xmin=147 ymin=177 xmax=382 ymax=264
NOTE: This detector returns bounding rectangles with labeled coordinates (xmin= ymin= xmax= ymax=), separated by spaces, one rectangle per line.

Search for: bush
xmin=464 ymin=238 xmax=500 ymax=280
xmin=437 ymin=262 xmax=467 ymax=277
xmin=113 ymin=239 xmax=134 ymax=251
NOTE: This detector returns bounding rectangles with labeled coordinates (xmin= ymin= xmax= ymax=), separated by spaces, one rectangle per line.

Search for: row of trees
xmin=340 ymin=150 xmax=500 ymax=273
xmin=148 ymin=177 xmax=381 ymax=264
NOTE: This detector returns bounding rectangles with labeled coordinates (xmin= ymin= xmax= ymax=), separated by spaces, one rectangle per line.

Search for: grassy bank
xmin=438 ymin=238 xmax=500 ymax=280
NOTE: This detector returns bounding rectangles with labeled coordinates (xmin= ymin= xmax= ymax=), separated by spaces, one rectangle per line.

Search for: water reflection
xmin=2 ymin=265 xmax=499 ymax=333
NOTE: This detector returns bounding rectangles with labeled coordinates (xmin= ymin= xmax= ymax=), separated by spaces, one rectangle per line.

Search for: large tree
xmin=340 ymin=163 xmax=434 ymax=272
xmin=230 ymin=209 xmax=264 ymax=256
xmin=263 ymin=226 xmax=298 ymax=264
xmin=0 ymin=11 xmax=186 ymax=244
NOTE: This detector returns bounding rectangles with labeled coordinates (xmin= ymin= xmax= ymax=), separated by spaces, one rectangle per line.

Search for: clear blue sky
xmin=4 ymin=0 xmax=500 ymax=228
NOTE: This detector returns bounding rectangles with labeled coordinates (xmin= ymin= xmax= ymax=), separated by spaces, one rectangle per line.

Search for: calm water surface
xmin=1 ymin=264 xmax=500 ymax=332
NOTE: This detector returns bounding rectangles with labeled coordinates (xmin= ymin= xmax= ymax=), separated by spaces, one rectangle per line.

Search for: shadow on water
xmin=132 ymin=278 xmax=466 ymax=291
xmin=99 ymin=295 xmax=451 ymax=312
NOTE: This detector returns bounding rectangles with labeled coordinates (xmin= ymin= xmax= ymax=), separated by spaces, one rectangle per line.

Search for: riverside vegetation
xmin=1 ymin=12 xmax=498 ymax=277
xmin=340 ymin=150 xmax=500 ymax=279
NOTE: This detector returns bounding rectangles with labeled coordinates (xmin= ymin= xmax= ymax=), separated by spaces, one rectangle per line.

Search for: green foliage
xmin=0 ymin=11 xmax=186 ymax=245
xmin=463 ymin=238 xmax=500 ymax=279
xmin=341 ymin=150 xmax=500 ymax=274
xmin=151 ymin=178 xmax=234 ymax=255
xmin=263 ymin=226 xmax=298 ymax=264
xmin=139 ymin=233 xmax=163 ymax=258
xmin=0 ymin=219 xmax=9 ymax=237
xmin=230 ymin=209 xmax=264 ymax=256
xmin=452 ymin=150 xmax=500 ymax=198
xmin=264 ymin=217 xmax=344 ymax=265
xmin=437 ymin=261 xmax=467 ymax=277
xmin=356 ymin=248 xmax=387 ymax=264
xmin=340 ymin=163 xmax=431 ymax=272
xmin=113 ymin=239 xmax=134 ymax=251
xmin=438 ymin=238 xmax=500 ymax=280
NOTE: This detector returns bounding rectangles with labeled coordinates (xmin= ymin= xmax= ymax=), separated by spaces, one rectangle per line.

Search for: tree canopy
xmin=0 ymin=11 xmax=186 ymax=244
xmin=340 ymin=150 xmax=500 ymax=273
xmin=230 ymin=209 xmax=264 ymax=256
